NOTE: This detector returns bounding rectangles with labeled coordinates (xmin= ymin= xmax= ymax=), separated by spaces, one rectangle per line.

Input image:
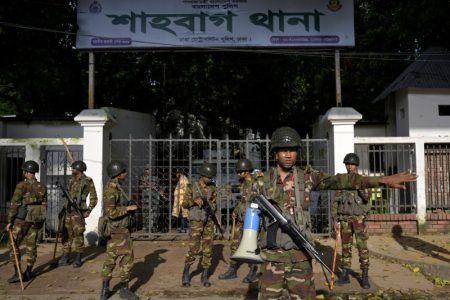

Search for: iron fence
xmin=425 ymin=143 xmax=450 ymax=212
xmin=0 ymin=146 xmax=26 ymax=215
xmin=110 ymin=135 xmax=330 ymax=238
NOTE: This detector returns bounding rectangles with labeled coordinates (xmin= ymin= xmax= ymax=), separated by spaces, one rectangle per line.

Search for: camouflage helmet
xmin=343 ymin=153 xmax=360 ymax=166
xmin=236 ymin=158 xmax=253 ymax=173
xmin=22 ymin=160 xmax=39 ymax=173
xmin=270 ymin=126 xmax=302 ymax=151
xmin=107 ymin=161 xmax=127 ymax=178
xmin=71 ymin=160 xmax=87 ymax=172
xmin=199 ymin=162 xmax=216 ymax=178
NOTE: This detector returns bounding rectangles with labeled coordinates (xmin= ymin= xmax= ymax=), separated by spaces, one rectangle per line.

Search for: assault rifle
xmin=201 ymin=196 xmax=225 ymax=237
xmin=254 ymin=193 xmax=338 ymax=277
xmin=56 ymin=182 xmax=85 ymax=221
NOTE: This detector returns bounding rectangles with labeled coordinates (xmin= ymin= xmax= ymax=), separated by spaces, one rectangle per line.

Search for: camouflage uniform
xmin=62 ymin=174 xmax=97 ymax=255
xmin=256 ymin=166 xmax=380 ymax=300
xmin=8 ymin=178 xmax=47 ymax=267
xmin=332 ymin=173 xmax=371 ymax=270
xmin=101 ymin=178 xmax=134 ymax=282
xmin=182 ymin=180 xmax=217 ymax=269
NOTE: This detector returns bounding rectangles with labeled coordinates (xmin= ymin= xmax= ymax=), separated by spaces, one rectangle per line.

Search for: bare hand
xmin=194 ymin=198 xmax=203 ymax=207
xmin=380 ymin=171 xmax=418 ymax=189
xmin=127 ymin=205 xmax=138 ymax=212
xmin=231 ymin=212 xmax=236 ymax=220
xmin=334 ymin=223 xmax=340 ymax=233
xmin=6 ymin=223 xmax=11 ymax=232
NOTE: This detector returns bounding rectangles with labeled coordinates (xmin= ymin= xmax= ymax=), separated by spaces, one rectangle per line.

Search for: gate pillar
xmin=323 ymin=107 xmax=362 ymax=174
xmin=75 ymin=109 xmax=116 ymax=245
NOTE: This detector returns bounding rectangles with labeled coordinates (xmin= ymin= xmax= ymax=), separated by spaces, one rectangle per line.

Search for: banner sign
xmin=76 ymin=0 xmax=354 ymax=49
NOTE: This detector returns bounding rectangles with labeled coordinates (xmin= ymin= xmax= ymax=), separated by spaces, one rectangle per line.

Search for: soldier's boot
xmin=201 ymin=268 xmax=212 ymax=287
xmin=58 ymin=253 xmax=70 ymax=266
xmin=119 ymin=281 xmax=139 ymax=300
xmin=360 ymin=269 xmax=370 ymax=289
xmin=181 ymin=264 xmax=191 ymax=287
xmin=100 ymin=280 xmax=110 ymax=300
xmin=22 ymin=265 xmax=33 ymax=282
xmin=7 ymin=266 xmax=20 ymax=284
xmin=218 ymin=263 xmax=238 ymax=280
xmin=242 ymin=264 xmax=258 ymax=283
xmin=336 ymin=268 xmax=350 ymax=285
xmin=73 ymin=253 xmax=82 ymax=268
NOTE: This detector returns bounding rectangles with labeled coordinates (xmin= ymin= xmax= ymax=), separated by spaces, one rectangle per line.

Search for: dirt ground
xmin=0 ymin=237 xmax=449 ymax=299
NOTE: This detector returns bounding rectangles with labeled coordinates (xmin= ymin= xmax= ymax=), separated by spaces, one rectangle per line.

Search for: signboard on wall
xmin=76 ymin=0 xmax=354 ymax=49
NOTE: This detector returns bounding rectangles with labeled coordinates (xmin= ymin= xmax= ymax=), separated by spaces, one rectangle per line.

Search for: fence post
xmin=324 ymin=107 xmax=362 ymax=174
xmin=415 ymin=140 xmax=427 ymax=230
xmin=75 ymin=109 xmax=115 ymax=245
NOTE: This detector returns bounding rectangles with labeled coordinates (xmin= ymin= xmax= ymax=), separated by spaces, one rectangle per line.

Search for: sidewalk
xmin=0 ymin=233 xmax=448 ymax=299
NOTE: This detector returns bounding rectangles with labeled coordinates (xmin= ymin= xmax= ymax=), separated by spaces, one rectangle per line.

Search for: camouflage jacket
xmin=103 ymin=178 xmax=129 ymax=232
xmin=8 ymin=178 xmax=47 ymax=224
xmin=233 ymin=171 xmax=263 ymax=222
xmin=257 ymin=166 xmax=380 ymax=263
xmin=182 ymin=180 xmax=217 ymax=221
xmin=67 ymin=174 xmax=98 ymax=212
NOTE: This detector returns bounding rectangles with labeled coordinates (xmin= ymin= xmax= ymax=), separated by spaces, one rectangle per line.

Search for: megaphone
xmin=231 ymin=203 xmax=264 ymax=264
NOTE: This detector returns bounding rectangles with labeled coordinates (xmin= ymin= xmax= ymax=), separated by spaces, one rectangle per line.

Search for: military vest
xmin=18 ymin=179 xmax=47 ymax=223
xmin=106 ymin=181 xmax=130 ymax=231
xmin=188 ymin=182 xmax=215 ymax=222
xmin=259 ymin=166 xmax=313 ymax=250
xmin=336 ymin=189 xmax=370 ymax=216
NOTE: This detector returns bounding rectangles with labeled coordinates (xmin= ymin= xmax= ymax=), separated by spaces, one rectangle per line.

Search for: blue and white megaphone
xmin=231 ymin=203 xmax=264 ymax=264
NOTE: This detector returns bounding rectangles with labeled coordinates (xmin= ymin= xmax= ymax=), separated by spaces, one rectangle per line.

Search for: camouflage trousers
xmin=9 ymin=220 xmax=40 ymax=267
xmin=259 ymin=259 xmax=315 ymax=300
xmin=339 ymin=215 xmax=370 ymax=269
xmin=62 ymin=213 xmax=85 ymax=254
xmin=185 ymin=219 xmax=214 ymax=268
xmin=101 ymin=232 xmax=134 ymax=282
xmin=229 ymin=220 xmax=243 ymax=266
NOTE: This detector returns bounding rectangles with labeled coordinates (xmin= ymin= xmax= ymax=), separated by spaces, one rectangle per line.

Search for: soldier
xmin=181 ymin=162 xmax=217 ymax=288
xmin=58 ymin=160 xmax=97 ymax=268
xmin=218 ymin=158 xmax=260 ymax=283
xmin=255 ymin=127 xmax=416 ymax=299
xmin=6 ymin=160 xmax=47 ymax=283
xmin=332 ymin=153 xmax=371 ymax=289
xmin=100 ymin=161 xmax=139 ymax=300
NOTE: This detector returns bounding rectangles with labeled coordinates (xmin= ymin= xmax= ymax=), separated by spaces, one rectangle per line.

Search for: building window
xmin=438 ymin=105 xmax=450 ymax=116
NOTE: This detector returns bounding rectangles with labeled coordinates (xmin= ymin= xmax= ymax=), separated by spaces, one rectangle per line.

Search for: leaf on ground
xmin=316 ymin=295 xmax=325 ymax=299
xmin=412 ymin=267 xmax=421 ymax=273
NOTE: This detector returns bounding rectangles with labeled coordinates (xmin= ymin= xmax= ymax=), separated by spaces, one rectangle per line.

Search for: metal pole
xmin=88 ymin=52 xmax=95 ymax=109
xmin=335 ymin=50 xmax=342 ymax=107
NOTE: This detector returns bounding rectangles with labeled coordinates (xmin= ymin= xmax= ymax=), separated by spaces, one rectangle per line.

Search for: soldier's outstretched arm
xmin=379 ymin=171 xmax=417 ymax=189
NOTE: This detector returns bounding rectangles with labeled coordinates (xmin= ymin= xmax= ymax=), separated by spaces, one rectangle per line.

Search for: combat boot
xmin=181 ymin=264 xmax=191 ymax=287
xmin=22 ymin=265 xmax=33 ymax=282
xmin=218 ymin=263 xmax=237 ymax=280
xmin=201 ymin=268 xmax=211 ymax=287
xmin=58 ymin=253 xmax=70 ymax=266
xmin=119 ymin=281 xmax=139 ymax=300
xmin=73 ymin=253 xmax=82 ymax=268
xmin=7 ymin=266 xmax=20 ymax=283
xmin=100 ymin=280 xmax=110 ymax=300
xmin=361 ymin=269 xmax=370 ymax=289
xmin=336 ymin=268 xmax=350 ymax=285
xmin=242 ymin=264 xmax=258 ymax=283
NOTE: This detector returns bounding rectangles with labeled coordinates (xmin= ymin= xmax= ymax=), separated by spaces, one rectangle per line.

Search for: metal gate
xmin=0 ymin=146 xmax=26 ymax=215
xmin=110 ymin=135 xmax=330 ymax=238
xmin=425 ymin=143 xmax=450 ymax=211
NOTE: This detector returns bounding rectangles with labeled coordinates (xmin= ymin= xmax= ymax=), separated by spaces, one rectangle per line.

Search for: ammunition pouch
xmin=16 ymin=205 xmax=28 ymax=220
xmin=337 ymin=191 xmax=370 ymax=216
xmin=188 ymin=206 xmax=206 ymax=222
xmin=24 ymin=204 xmax=47 ymax=223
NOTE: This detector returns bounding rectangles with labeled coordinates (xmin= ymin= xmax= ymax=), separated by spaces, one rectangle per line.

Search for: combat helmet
xmin=22 ymin=160 xmax=39 ymax=173
xmin=199 ymin=162 xmax=216 ymax=178
xmin=71 ymin=160 xmax=87 ymax=172
xmin=236 ymin=158 xmax=253 ymax=173
xmin=270 ymin=126 xmax=302 ymax=151
xmin=107 ymin=161 xmax=127 ymax=178
xmin=343 ymin=153 xmax=360 ymax=166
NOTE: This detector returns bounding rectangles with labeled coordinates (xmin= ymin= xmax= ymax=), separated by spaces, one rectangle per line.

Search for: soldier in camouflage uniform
xmin=58 ymin=160 xmax=97 ymax=268
xmin=218 ymin=158 xmax=261 ymax=283
xmin=181 ymin=162 xmax=217 ymax=288
xmin=100 ymin=161 xmax=139 ymax=300
xmin=255 ymin=127 xmax=417 ymax=300
xmin=332 ymin=153 xmax=371 ymax=289
xmin=6 ymin=160 xmax=47 ymax=283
